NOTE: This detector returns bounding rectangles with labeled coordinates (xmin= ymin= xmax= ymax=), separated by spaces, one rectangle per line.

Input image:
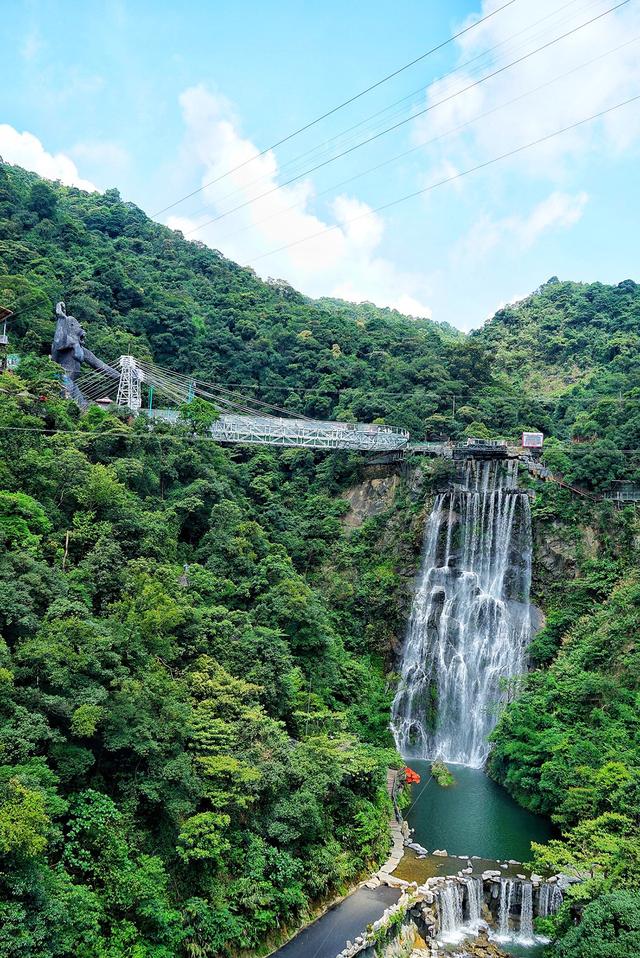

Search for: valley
xmin=0 ymin=163 xmax=638 ymax=958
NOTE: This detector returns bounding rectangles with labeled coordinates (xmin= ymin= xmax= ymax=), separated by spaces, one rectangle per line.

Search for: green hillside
xmin=0 ymin=163 xmax=489 ymax=441
xmin=473 ymin=278 xmax=640 ymax=490
xmin=0 ymin=162 xmax=639 ymax=958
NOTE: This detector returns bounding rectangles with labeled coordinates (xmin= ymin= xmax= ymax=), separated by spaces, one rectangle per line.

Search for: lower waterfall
xmin=497 ymin=878 xmax=515 ymax=939
xmin=464 ymin=877 xmax=483 ymax=926
xmin=437 ymin=883 xmax=464 ymax=941
xmin=391 ymin=458 xmax=533 ymax=767
xmin=431 ymin=876 xmax=564 ymax=948
xmin=520 ymin=883 xmax=534 ymax=943
xmin=539 ymin=882 xmax=563 ymax=916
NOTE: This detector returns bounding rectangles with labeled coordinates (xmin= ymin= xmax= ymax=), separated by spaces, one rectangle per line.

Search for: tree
xmin=28 ymin=182 xmax=58 ymax=220
xmin=552 ymin=891 xmax=640 ymax=958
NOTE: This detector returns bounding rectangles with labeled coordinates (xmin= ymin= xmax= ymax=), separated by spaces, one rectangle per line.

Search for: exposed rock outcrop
xmin=343 ymin=474 xmax=401 ymax=528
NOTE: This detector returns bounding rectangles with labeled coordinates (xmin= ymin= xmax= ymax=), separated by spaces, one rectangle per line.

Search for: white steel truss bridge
xmin=75 ymin=355 xmax=410 ymax=453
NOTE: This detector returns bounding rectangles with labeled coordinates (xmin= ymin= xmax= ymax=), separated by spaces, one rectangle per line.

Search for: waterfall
xmin=497 ymin=878 xmax=514 ymax=939
xmin=539 ymin=882 xmax=564 ymax=916
xmin=519 ymin=882 xmax=534 ymax=943
xmin=464 ymin=876 xmax=483 ymax=927
xmin=437 ymin=883 xmax=464 ymax=942
xmin=391 ymin=459 xmax=532 ymax=767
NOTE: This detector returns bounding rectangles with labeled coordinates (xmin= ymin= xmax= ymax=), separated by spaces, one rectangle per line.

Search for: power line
xmin=152 ymin=0 xmax=519 ymax=217
xmin=1 ymin=424 xmax=638 ymax=455
xmin=246 ymin=92 xmax=640 ymax=265
xmin=0 ymin=298 xmax=49 ymax=323
xmin=186 ymin=0 xmax=595 ymax=218
xmin=184 ymin=0 xmax=630 ymax=237
xmin=212 ymin=32 xmax=639 ymax=250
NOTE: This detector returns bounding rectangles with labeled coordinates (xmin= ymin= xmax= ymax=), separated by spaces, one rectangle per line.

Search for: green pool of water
xmin=403 ymin=761 xmax=555 ymax=862
xmin=399 ymin=761 xmax=556 ymax=957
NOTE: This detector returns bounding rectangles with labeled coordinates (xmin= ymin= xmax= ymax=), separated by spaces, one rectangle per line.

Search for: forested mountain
xmin=0 ymin=164 xmax=490 ymax=441
xmin=0 ymin=162 xmax=639 ymax=958
xmin=474 ymin=278 xmax=640 ymax=490
xmin=0 ymin=162 xmax=449 ymax=957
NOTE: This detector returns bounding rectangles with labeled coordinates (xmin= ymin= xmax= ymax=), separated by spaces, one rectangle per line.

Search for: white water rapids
xmin=391 ymin=459 xmax=533 ymax=767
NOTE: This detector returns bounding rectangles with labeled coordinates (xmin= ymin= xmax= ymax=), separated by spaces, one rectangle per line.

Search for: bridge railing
xmin=208 ymin=414 xmax=409 ymax=451
xmin=145 ymin=409 xmax=409 ymax=452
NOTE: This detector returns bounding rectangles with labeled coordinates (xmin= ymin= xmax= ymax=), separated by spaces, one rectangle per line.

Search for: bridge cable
xmin=138 ymin=364 xmax=272 ymax=418
xmin=152 ymin=0 xmax=518 ymax=217
xmin=136 ymin=362 xmax=267 ymax=415
xmin=137 ymin=358 xmax=314 ymax=420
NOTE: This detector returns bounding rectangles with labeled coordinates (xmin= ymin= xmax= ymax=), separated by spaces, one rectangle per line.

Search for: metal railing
xmin=146 ymin=409 xmax=409 ymax=452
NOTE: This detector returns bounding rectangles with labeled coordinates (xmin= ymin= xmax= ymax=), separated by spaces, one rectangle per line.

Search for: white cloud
xmin=0 ymin=125 xmax=97 ymax=191
xmin=69 ymin=141 xmax=131 ymax=188
xmin=456 ymin=190 xmax=588 ymax=263
xmin=517 ymin=190 xmax=588 ymax=247
xmin=21 ymin=29 xmax=42 ymax=63
xmin=414 ymin=0 xmax=640 ymax=179
xmin=166 ymin=85 xmax=433 ymax=319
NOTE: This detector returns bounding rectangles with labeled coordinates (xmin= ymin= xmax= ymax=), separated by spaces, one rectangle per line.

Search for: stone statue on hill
xmin=51 ymin=301 xmax=120 ymax=404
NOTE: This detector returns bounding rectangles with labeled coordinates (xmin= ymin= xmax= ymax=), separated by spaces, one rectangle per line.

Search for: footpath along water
xmin=272 ymin=885 xmax=400 ymax=958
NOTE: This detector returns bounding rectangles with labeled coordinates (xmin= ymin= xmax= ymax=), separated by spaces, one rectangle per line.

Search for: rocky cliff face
xmin=334 ymin=464 xmax=433 ymax=663
xmin=531 ymin=513 xmax=604 ymax=601
xmin=343 ymin=474 xmax=402 ymax=529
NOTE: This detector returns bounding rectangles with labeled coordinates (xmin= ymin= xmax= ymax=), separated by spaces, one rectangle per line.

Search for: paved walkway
xmin=272 ymin=885 xmax=401 ymax=958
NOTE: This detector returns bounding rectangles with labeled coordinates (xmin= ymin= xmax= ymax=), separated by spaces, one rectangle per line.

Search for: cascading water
xmin=437 ymin=883 xmax=464 ymax=942
xmin=464 ymin=877 xmax=483 ymax=927
xmin=539 ymin=882 xmax=564 ymax=916
xmin=497 ymin=878 xmax=515 ymax=939
xmin=520 ymin=883 xmax=534 ymax=943
xmin=494 ymin=878 xmax=547 ymax=946
xmin=391 ymin=459 xmax=532 ymax=767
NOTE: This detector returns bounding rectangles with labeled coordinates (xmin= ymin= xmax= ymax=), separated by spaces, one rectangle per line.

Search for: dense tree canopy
xmin=0 ymin=162 xmax=639 ymax=957
xmin=4 ymin=160 xmax=638 ymax=472
xmin=0 ymin=359 xmax=410 ymax=956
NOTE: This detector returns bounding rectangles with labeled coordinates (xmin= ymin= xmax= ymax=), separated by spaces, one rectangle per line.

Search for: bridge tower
xmin=116 ymin=355 xmax=143 ymax=412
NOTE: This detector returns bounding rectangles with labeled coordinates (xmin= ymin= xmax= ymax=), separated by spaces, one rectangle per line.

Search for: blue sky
xmin=1 ymin=0 xmax=639 ymax=330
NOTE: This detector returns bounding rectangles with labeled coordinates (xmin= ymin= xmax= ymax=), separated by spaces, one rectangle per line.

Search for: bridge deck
xmin=148 ymin=410 xmax=409 ymax=452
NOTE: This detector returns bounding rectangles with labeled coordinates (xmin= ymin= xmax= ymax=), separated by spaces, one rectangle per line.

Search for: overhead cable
xmin=185 ymin=0 xmax=630 ymax=237
xmin=187 ymin=0 xmax=595 ymax=216
xmin=246 ymin=92 xmax=640 ymax=264
xmin=152 ymin=0 xmax=519 ymax=216
xmin=213 ymin=32 xmax=639 ymax=249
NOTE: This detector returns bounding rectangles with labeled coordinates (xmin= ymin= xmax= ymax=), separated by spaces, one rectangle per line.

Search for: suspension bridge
xmin=75 ymin=354 xmax=410 ymax=453
xmin=70 ymin=355 xmax=640 ymax=504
